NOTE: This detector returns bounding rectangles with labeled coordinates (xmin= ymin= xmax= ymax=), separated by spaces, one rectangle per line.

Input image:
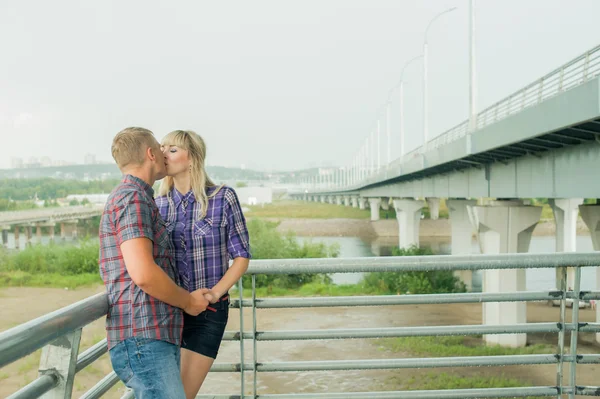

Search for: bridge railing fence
xmin=2 ymin=252 xmax=600 ymax=399
xmin=326 ymin=45 xmax=600 ymax=192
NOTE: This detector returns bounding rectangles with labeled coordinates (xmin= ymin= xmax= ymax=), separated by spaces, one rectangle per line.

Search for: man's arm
xmin=121 ymin=237 xmax=208 ymax=315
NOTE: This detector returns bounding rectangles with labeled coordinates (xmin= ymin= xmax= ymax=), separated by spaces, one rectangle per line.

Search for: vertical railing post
xmin=38 ymin=328 xmax=82 ymax=399
xmin=238 ymin=278 xmax=245 ymax=398
xmin=583 ymin=52 xmax=590 ymax=81
xmin=521 ymin=89 xmax=526 ymax=110
xmin=556 ymin=266 xmax=567 ymax=398
xmin=568 ymin=266 xmax=582 ymax=399
xmin=252 ymin=275 xmax=258 ymax=399
xmin=538 ymin=78 xmax=544 ymax=103
xmin=558 ymin=67 xmax=565 ymax=92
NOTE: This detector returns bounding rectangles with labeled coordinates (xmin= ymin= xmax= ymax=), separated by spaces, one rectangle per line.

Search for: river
xmin=298 ymin=235 xmax=597 ymax=292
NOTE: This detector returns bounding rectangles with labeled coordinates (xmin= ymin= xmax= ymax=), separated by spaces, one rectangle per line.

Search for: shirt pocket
xmin=193 ymin=217 xmax=226 ymax=237
xmin=193 ymin=218 xmax=214 ymax=236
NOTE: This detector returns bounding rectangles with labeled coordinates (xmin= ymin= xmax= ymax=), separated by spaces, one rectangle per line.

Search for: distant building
xmin=84 ymin=153 xmax=97 ymax=165
xmin=65 ymin=193 xmax=110 ymax=205
xmin=235 ymin=187 xmax=272 ymax=206
xmin=10 ymin=157 xmax=23 ymax=169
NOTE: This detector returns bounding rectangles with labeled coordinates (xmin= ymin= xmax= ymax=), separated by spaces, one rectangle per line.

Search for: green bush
xmin=361 ymin=246 xmax=466 ymax=294
xmin=243 ymin=219 xmax=339 ymax=289
xmin=0 ymin=219 xmax=340 ymax=290
xmin=1 ymin=239 xmax=100 ymax=275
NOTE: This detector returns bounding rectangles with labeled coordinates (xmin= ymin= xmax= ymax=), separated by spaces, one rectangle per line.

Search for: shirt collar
xmin=170 ymin=187 xmax=195 ymax=209
xmin=123 ymin=174 xmax=154 ymax=198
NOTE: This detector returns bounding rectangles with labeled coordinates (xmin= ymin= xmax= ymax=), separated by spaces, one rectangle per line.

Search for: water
xmin=298 ymin=235 xmax=597 ymax=292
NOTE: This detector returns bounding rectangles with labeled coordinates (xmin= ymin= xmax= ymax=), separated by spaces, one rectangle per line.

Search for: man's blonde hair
xmin=111 ymin=127 xmax=158 ymax=170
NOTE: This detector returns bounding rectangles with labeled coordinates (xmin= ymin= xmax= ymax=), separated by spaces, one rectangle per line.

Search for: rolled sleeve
xmin=224 ymin=188 xmax=251 ymax=260
xmin=115 ymin=191 xmax=155 ymax=244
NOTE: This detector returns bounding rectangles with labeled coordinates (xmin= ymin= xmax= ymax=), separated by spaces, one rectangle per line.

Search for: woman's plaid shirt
xmin=99 ymin=175 xmax=183 ymax=350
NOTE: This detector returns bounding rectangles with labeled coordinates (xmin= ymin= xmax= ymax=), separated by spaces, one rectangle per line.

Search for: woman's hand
xmin=203 ymin=289 xmax=220 ymax=304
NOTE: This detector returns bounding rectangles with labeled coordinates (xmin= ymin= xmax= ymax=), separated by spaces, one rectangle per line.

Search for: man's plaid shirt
xmin=99 ymin=174 xmax=183 ymax=350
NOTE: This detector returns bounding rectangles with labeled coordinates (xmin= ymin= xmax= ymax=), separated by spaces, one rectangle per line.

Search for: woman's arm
xmin=205 ymin=257 xmax=249 ymax=302
xmin=205 ymin=187 xmax=251 ymax=303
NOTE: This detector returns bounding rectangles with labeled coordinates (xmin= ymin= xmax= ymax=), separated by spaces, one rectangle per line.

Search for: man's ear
xmin=147 ymin=146 xmax=156 ymax=162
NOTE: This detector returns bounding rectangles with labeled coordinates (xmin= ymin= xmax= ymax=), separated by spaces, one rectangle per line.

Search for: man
xmin=99 ymin=127 xmax=208 ymax=398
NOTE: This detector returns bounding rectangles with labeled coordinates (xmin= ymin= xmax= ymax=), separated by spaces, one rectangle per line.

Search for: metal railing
xmin=1 ymin=252 xmax=600 ymax=398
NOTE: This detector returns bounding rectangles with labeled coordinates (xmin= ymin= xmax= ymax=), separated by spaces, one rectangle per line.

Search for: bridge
xmin=0 ymin=206 xmax=103 ymax=249
xmin=290 ymin=44 xmax=600 ymax=348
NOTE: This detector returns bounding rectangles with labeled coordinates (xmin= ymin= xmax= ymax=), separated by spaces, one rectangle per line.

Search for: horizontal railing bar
xmin=6 ymin=374 xmax=58 ymax=399
xmin=79 ymin=371 xmax=120 ymax=399
xmin=221 ymin=322 xmax=586 ymax=341
xmin=579 ymin=323 xmax=600 ymax=333
xmin=0 ymin=293 xmax=108 ymax=369
xmin=576 ymin=355 xmax=600 ymax=364
xmin=195 ymin=386 xmax=560 ymax=398
xmin=256 ymin=354 xmax=560 ymax=371
xmin=231 ymin=291 xmax=566 ymax=308
xmin=208 ymin=353 xmax=600 ymax=372
xmin=246 ymin=253 xmax=600 ymax=274
xmin=76 ymin=339 xmax=108 ymax=373
xmin=576 ymin=386 xmax=600 ymax=396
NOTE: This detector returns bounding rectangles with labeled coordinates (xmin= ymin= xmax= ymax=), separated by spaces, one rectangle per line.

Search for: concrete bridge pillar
xmin=549 ymin=198 xmax=584 ymax=290
xmin=60 ymin=223 xmax=67 ymax=241
xmin=368 ymin=198 xmax=381 ymax=221
xmin=358 ymin=198 xmax=368 ymax=210
xmin=343 ymin=196 xmax=351 ymax=207
xmin=1 ymin=226 xmax=9 ymax=248
xmin=392 ymin=199 xmax=425 ymax=249
xmin=470 ymin=200 xmax=541 ymax=348
xmin=351 ymin=196 xmax=359 ymax=208
xmin=36 ymin=224 xmax=43 ymax=244
xmin=380 ymin=198 xmax=390 ymax=211
xmin=25 ymin=225 xmax=33 ymax=247
xmin=69 ymin=221 xmax=79 ymax=240
xmin=48 ymin=224 xmax=56 ymax=243
xmin=578 ymin=204 xmax=600 ymax=343
xmin=14 ymin=226 xmax=20 ymax=249
xmin=426 ymin=198 xmax=441 ymax=220
xmin=336 ymin=196 xmax=343 ymax=206
xmin=320 ymin=196 xmax=327 ymax=203
xmin=447 ymin=199 xmax=477 ymax=292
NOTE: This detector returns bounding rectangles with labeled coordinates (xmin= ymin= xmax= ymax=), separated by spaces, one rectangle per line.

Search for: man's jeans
xmin=109 ymin=337 xmax=185 ymax=399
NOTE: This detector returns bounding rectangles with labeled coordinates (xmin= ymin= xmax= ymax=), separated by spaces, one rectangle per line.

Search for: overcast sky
xmin=1 ymin=0 xmax=599 ymax=171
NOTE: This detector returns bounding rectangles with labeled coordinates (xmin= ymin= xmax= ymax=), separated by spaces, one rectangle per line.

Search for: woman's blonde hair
xmin=158 ymin=130 xmax=222 ymax=219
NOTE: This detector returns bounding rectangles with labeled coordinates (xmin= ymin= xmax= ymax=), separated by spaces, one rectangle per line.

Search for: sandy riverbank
xmin=259 ymin=217 xmax=591 ymax=238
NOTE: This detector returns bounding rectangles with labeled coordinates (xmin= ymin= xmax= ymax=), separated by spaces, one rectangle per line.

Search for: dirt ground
xmin=272 ymin=217 xmax=590 ymax=238
xmin=1 ymin=286 xmax=599 ymax=398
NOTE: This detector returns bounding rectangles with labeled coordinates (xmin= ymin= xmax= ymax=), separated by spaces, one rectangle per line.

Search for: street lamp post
xmin=395 ymin=54 xmax=424 ymax=159
xmin=423 ymin=7 xmax=457 ymax=151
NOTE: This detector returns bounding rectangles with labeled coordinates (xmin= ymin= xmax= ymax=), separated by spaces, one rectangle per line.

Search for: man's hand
xmin=183 ymin=288 xmax=210 ymax=316
xmin=203 ymin=289 xmax=220 ymax=304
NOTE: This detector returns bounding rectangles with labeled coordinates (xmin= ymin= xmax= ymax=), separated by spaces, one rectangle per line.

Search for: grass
xmin=377 ymin=335 xmax=553 ymax=358
xmin=0 ymin=271 xmax=101 ymax=288
xmin=379 ymin=335 xmax=552 ymax=398
xmin=231 ymin=282 xmax=372 ymax=298
xmin=398 ymin=372 xmax=544 ymax=398
xmin=247 ymin=200 xmax=375 ymax=219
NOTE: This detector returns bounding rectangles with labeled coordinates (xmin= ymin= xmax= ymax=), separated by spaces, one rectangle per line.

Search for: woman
xmin=156 ymin=130 xmax=251 ymax=399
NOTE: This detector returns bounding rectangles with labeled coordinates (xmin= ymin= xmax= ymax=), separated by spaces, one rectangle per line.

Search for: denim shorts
xmin=182 ymin=296 xmax=229 ymax=359
xmin=109 ymin=337 xmax=185 ymax=399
